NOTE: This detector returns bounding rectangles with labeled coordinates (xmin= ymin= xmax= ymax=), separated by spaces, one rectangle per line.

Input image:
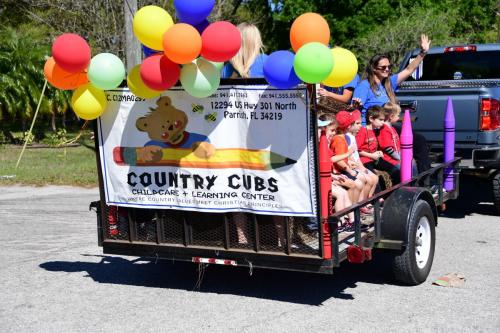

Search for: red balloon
xmin=140 ymin=54 xmax=180 ymax=91
xmin=52 ymin=33 xmax=91 ymax=73
xmin=201 ymin=21 xmax=241 ymax=62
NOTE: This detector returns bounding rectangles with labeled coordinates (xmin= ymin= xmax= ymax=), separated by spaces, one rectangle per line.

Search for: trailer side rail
xmin=327 ymin=158 xmax=461 ymax=265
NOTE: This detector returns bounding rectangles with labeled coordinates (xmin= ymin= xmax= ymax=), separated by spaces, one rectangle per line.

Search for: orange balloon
xmin=163 ymin=23 xmax=202 ymax=64
xmin=290 ymin=13 xmax=330 ymax=52
xmin=44 ymin=57 xmax=88 ymax=90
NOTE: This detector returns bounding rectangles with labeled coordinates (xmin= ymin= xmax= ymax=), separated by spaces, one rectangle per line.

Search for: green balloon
xmin=88 ymin=53 xmax=125 ymax=90
xmin=211 ymin=61 xmax=224 ymax=71
xmin=293 ymin=42 xmax=333 ymax=83
xmin=181 ymin=58 xmax=221 ymax=98
xmin=199 ymin=57 xmax=224 ymax=72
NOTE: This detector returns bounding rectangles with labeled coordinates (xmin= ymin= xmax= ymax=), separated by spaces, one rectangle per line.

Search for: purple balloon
xmin=174 ymin=0 xmax=215 ymax=25
xmin=263 ymin=51 xmax=302 ymax=89
xmin=141 ymin=44 xmax=162 ymax=58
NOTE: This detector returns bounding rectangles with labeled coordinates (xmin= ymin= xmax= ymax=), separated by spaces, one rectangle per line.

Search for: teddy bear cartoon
xmin=135 ymin=96 xmax=215 ymax=162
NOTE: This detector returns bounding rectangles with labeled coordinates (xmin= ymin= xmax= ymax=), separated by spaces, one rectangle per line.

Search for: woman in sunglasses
xmin=353 ymin=34 xmax=431 ymax=125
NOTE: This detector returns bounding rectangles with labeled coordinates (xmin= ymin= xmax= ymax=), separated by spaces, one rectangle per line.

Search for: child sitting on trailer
xmin=380 ymin=102 xmax=418 ymax=180
xmin=377 ymin=103 xmax=402 ymax=176
xmin=326 ymin=117 xmax=364 ymax=215
xmin=342 ymin=110 xmax=379 ymax=211
xmin=329 ymin=111 xmax=366 ymax=207
xmin=317 ymin=114 xmax=354 ymax=225
xmin=356 ymin=105 xmax=400 ymax=185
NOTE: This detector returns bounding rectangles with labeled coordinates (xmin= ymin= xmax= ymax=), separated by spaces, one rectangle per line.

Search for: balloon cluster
xmin=43 ymin=1 xmax=241 ymax=119
xmin=264 ymin=13 xmax=358 ymax=89
xmin=44 ymin=33 xmax=125 ymax=120
xmin=130 ymin=1 xmax=241 ymax=99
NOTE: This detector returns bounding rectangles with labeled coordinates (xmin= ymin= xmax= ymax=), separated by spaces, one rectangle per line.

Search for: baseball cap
xmin=336 ymin=110 xmax=361 ymax=129
xmin=336 ymin=111 xmax=352 ymax=129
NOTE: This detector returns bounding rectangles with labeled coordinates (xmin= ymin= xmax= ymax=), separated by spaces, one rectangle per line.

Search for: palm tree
xmin=0 ymin=26 xmax=49 ymax=139
xmin=45 ymin=87 xmax=70 ymax=131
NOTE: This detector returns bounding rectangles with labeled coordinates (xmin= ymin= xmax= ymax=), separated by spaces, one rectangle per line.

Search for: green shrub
xmin=43 ymin=128 xmax=68 ymax=147
xmin=21 ymin=131 xmax=34 ymax=145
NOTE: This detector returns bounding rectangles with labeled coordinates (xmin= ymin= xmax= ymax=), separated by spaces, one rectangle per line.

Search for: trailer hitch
xmin=89 ymin=200 xmax=99 ymax=212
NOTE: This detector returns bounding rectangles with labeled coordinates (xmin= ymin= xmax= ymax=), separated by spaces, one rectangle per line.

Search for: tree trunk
xmin=2 ymin=128 xmax=17 ymax=144
xmin=51 ymin=113 xmax=56 ymax=131
xmin=62 ymin=112 xmax=66 ymax=129
xmin=124 ymin=0 xmax=141 ymax=71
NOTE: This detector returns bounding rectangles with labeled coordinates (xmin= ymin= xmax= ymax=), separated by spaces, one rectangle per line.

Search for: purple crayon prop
xmin=400 ymin=109 xmax=413 ymax=182
xmin=444 ymin=97 xmax=455 ymax=191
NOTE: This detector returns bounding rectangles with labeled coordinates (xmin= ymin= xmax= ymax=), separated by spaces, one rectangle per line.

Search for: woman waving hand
xmin=353 ymin=34 xmax=431 ymax=124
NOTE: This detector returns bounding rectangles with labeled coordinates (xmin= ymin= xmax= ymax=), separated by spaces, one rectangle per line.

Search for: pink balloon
xmin=140 ymin=54 xmax=180 ymax=91
xmin=201 ymin=21 xmax=241 ymax=62
xmin=52 ymin=33 xmax=91 ymax=73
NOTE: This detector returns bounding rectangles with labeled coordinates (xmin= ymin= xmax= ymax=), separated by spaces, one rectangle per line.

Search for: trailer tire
xmin=392 ymin=199 xmax=435 ymax=285
xmin=492 ymin=171 xmax=500 ymax=215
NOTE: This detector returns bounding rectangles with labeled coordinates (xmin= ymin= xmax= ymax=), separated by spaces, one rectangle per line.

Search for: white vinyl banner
xmin=98 ymin=85 xmax=317 ymax=217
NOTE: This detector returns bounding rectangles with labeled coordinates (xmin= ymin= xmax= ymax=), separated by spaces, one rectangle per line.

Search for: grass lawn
xmin=0 ymin=142 xmax=98 ymax=187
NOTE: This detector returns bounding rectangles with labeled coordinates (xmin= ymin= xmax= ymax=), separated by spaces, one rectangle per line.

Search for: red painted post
xmin=319 ymin=130 xmax=332 ymax=259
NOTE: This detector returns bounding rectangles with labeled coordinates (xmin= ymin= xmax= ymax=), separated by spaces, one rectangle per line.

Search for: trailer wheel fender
xmin=380 ymin=187 xmax=437 ymax=247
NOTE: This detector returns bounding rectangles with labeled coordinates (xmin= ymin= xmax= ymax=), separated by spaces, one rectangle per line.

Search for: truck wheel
xmin=392 ymin=200 xmax=436 ymax=285
xmin=492 ymin=171 xmax=500 ymax=215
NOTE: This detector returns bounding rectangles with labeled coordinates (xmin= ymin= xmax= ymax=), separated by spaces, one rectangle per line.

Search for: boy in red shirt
xmin=356 ymin=105 xmax=400 ymax=183
xmin=378 ymin=103 xmax=401 ymax=168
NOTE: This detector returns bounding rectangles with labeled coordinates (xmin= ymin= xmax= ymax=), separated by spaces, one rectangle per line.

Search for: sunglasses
xmin=376 ymin=65 xmax=393 ymax=71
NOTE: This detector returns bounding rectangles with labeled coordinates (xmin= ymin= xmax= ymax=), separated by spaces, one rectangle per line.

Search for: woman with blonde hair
xmin=222 ymin=23 xmax=272 ymax=245
xmin=222 ymin=23 xmax=268 ymax=78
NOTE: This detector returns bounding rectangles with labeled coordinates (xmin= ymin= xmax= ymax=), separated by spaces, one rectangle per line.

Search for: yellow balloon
xmin=127 ymin=65 xmax=162 ymax=99
xmin=322 ymin=47 xmax=358 ymax=88
xmin=133 ymin=5 xmax=173 ymax=51
xmin=71 ymin=83 xmax=107 ymax=120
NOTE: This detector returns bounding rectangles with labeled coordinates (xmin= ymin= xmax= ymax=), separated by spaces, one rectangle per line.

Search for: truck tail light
xmin=480 ymin=98 xmax=500 ymax=130
xmin=444 ymin=45 xmax=477 ymax=52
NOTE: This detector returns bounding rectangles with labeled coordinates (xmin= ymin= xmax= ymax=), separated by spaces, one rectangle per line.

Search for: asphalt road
xmin=1 ymin=177 xmax=499 ymax=332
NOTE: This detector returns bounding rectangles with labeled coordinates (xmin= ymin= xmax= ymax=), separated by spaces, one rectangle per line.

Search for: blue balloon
xmin=174 ymin=0 xmax=215 ymax=25
xmin=263 ymin=51 xmax=302 ymax=89
xmin=192 ymin=19 xmax=210 ymax=34
xmin=141 ymin=44 xmax=162 ymax=58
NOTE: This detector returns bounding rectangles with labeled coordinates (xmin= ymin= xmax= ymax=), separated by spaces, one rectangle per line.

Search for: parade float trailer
xmin=90 ymin=80 xmax=460 ymax=286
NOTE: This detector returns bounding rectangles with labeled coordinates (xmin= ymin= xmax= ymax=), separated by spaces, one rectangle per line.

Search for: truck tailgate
xmin=397 ymin=84 xmax=492 ymax=144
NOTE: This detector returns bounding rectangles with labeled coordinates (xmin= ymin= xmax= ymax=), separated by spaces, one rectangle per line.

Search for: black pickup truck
xmin=396 ymin=44 xmax=500 ymax=213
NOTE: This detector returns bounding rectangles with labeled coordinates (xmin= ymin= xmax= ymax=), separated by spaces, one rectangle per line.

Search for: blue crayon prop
xmin=444 ymin=97 xmax=455 ymax=191
xmin=400 ymin=109 xmax=413 ymax=182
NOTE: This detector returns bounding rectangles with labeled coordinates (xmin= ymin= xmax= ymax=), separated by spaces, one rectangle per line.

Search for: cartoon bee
xmin=191 ymin=103 xmax=204 ymax=114
xmin=204 ymin=112 xmax=217 ymax=122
